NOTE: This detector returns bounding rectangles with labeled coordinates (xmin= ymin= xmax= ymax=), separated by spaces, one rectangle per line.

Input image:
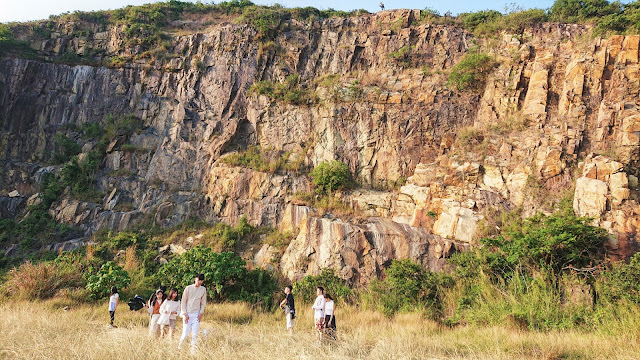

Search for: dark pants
xmin=324 ymin=315 xmax=336 ymax=339
xmin=109 ymin=311 xmax=115 ymax=325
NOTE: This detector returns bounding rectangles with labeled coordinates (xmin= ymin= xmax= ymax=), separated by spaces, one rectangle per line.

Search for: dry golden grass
xmin=1 ymin=300 xmax=639 ymax=359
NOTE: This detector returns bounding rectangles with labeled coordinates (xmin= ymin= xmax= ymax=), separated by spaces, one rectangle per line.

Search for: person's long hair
xmin=110 ymin=286 xmax=118 ymax=296
xmin=170 ymin=287 xmax=180 ymax=301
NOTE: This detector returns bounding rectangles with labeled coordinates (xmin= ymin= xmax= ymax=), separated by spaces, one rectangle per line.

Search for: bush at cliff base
xmin=155 ymin=246 xmax=276 ymax=307
xmin=293 ymin=268 xmax=353 ymax=303
xmin=85 ymin=261 xmax=131 ymax=300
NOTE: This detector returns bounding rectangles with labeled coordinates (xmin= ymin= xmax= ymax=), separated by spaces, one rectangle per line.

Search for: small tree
xmin=482 ymin=212 xmax=608 ymax=277
xmin=309 ymin=160 xmax=354 ymax=194
xmin=86 ymin=261 xmax=130 ymax=299
xmin=156 ymin=246 xmax=276 ymax=305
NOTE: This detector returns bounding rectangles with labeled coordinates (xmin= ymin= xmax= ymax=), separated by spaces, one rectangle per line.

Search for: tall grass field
xmin=1 ymin=300 xmax=639 ymax=359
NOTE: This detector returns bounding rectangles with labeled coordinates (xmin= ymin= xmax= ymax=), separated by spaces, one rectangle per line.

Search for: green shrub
xmin=205 ymin=215 xmax=256 ymax=250
xmin=108 ymin=231 xmax=142 ymax=249
xmin=364 ymin=259 xmax=451 ymax=317
xmin=388 ymin=45 xmax=415 ymax=67
xmin=52 ymin=134 xmax=81 ymax=164
xmin=217 ymin=0 xmax=254 ymax=14
xmin=0 ymin=24 xmax=36 ymax=58
xmin=309 ymin=160 xmax=354 ymax=194
xmin=481 ymin=211 xmax=608 ymax=278
xmin=597 ymin=253 xmax=640 ymax=304
xmin=250 ymin=73 xmax=313 ymax=105
xmin=250 ymin=7 xmax=286 ymax=40
xmin=595 ymin=12 xmax=630 ymax=34
xmin=235 ymin=267 xmax=278 ymax=306
xmin=293 ymin=268 xmax=353 ymax=303
xmin=474 ymin=9 xmax=549 ymax=36
xmin=222 ymin=146 xmax=270 ymax=171
xmin=60 ymin=150 xmax=103 ymax=199
xmin=155 ymin=246 xmax=276 ymax=305
xmin=80 ymin=122 xmax=103 ymax=139
xmin=444 ymin=209 xmax=611 ymax=329
xmin=550 ymin=0 xmax=621 ymax=23
xmin=458 ymin=10 xmax=502 ymax=30
xmin=222 ymin=146 xmax=303 ymax=173
xmin=447 ymin=271 xmax=592 ymax=330
xmin=102 ymin=114 xmax=144 ymax=141
xmin=85 ymin=261 xmax=131 ymax=300
xmin=447 ymin=52 xmax=497 ymax=92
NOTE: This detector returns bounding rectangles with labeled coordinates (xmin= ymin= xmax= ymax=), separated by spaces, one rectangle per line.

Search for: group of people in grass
xmin=108 ymin=273 xmax=208 ymax=354
xmin=108 ymin=274 xmax=338 ymax=353
xmin=276 ymin=284 xmax=337 ymax=340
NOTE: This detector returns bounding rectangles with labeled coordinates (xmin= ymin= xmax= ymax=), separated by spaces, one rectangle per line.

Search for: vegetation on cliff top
xmin=3 ymin=0 xmax=640 ymax=65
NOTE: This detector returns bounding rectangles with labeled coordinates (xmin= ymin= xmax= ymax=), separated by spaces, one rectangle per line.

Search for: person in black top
xmin=279 ymin=285 xmax=295 ymax=336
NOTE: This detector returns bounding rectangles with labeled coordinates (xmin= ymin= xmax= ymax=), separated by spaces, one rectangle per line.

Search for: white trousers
xmin=178 ymin=312 xmax=200 ymax=353
xmin=149 ymin=314 xmax=161 ymax=336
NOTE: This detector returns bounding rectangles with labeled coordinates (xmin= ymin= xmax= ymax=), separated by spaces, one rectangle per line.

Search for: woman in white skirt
xmin=159 ymin=288 xmax=181 ymax=338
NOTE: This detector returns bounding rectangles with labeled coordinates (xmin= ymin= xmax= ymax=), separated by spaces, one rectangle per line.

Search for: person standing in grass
xmin=279 ymin=285 xmax=295 ymax=336
xmin=148 ymin=289 xmax=165 ymax=337
xmin=179 ymin=273 xmax=207 ymax=354
xmin=323 ymin=294 xmax=337 ymax=340
xmin=312 ymin=286 xmax=325 ymax=341
xmin=108 ymin=286 xmax=119 ymax=328
xmin=159 ymin=287 xmax=181 ymax=338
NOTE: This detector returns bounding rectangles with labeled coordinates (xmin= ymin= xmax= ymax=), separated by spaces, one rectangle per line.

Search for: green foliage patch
xmin=156 ymin=246 xmax=277 ymax=306
xmin=388 ymin=45 xmax=417 ymax=67
xmin=52 ymin=134 xmax=82 ymax=164
xmin=250 ymin=73 xmax=315 ymax=105
xmin=364 ymin=259 xmax=452 ymax=317
xmin=448 ymin=52 xmax=497 ymax=92
xmin=221 ymin=145 xmax=305 ymax=173
xmin=293 ymin=268 xmax=353 ymax=304
xmin=309 ymin=160 xmax=354 ymax=194
xmin=85 ymin=261 xmax=131 ymax=300
xmin=0 ymin=24 xmax=37 ymax=58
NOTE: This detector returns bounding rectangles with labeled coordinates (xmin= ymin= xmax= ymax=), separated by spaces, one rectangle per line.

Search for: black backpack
xmin=127 ymin=295 xmax=146 ymax=311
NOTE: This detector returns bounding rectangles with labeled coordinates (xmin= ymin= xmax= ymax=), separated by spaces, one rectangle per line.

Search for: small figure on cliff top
xmin=379 ymin=2 xmax=385 ymax=11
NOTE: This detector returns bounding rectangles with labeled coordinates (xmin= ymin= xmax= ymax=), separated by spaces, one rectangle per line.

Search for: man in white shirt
xmin=178 ymin=273 xmax=207 ymax=354
xmin=312 ymin=286 xmax=325 ymax=341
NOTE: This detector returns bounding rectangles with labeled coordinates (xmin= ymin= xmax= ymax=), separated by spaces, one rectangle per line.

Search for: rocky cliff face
xmin=1 ymin=10 xmax=639 ymax=283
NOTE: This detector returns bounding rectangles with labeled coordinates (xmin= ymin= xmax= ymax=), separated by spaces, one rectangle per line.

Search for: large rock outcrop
xmin=1 ymin=11 xmax=639 ymax=281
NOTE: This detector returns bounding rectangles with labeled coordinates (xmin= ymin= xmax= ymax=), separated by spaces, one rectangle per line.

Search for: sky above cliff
xmin=2 ymin=0 xmax=556 ymax=23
